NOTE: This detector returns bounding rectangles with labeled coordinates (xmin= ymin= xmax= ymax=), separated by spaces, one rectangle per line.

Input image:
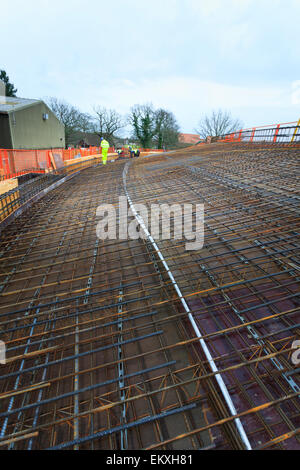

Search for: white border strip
xmin=122 ymin=162 xmax=252 ymax=450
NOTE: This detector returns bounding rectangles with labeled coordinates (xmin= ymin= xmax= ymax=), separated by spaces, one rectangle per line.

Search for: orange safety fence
xmin=61 ymin=146 xmax=115 ymax=161
xmin=0 ymin=147 xmax=106 ymax=181
xmin=0 ymin=145 xmax=166 ymax=181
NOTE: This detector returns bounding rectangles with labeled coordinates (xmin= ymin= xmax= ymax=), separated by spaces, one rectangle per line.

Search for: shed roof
xmin=0 ymin=96 xmax=41 ymax=113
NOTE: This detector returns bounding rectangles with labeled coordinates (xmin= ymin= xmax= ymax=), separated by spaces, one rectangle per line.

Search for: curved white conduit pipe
xmin=122 ymin=162 xmax=252 ymax=450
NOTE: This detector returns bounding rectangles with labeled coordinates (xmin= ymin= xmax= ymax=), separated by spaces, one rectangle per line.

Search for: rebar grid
xmin=0 ymin=142 xmax=299 ymax=450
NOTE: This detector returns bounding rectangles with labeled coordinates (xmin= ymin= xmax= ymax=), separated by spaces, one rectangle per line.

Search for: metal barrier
xmin=219 ymin=120 xmax=300 ymax=144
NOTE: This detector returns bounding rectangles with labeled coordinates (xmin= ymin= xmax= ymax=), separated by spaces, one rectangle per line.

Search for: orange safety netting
xmin=0 ymin=145 xmax=165 ymax=180
xmin=0 ymin=146 xmax=107 ymax=180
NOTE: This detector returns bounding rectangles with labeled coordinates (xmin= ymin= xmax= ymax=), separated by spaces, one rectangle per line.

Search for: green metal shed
xmin=0 ymin=96 xmax=65 ymax=149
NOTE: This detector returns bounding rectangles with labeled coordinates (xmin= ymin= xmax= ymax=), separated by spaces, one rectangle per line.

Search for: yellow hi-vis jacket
xmin=101 ymin=139 xmax=110 ymax=151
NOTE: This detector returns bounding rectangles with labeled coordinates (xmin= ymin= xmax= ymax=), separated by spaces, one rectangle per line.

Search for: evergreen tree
xmin=0 ymin=70 xmax=17 ymax=97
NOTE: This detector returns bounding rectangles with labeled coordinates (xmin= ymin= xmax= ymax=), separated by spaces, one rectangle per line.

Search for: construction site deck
xmin=0 ymin=142 xmax=299 ymax=450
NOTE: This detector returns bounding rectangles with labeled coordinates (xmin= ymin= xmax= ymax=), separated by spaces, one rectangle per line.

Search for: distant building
xmin=68 ymin=131 xmax=101 ymax=148
xmin=179 ymin=133 xmax=201 ymax=144
xmin=0 ymin=91 xmax=65 ymax=149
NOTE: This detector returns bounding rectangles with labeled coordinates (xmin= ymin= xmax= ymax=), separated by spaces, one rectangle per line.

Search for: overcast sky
xmin=1 ymin=0 xmax=300 ymax=132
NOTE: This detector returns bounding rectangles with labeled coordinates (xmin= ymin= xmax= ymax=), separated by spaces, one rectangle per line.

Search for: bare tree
xmin=46 ymin=97 xmax=91 ymax=147
xmin=80 ymin=112 xmax=94 ymax=133
xmin=92 ymin=107 xmax=124 ymax=145
xmin=78 ymin=112 xmax=94 ymax=144
xmin=195 ymin=109 xmax=243 ymax=139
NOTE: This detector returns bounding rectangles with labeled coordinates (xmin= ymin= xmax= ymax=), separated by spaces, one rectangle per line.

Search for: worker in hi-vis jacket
xmin=100 ymin=137 xmax=109 ymax=165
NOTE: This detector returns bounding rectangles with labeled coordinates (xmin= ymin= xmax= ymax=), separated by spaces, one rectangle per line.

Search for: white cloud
xmin=219 ymin=23 xmax=254 ymax=53
xmin=83 ymin=76 xmax=289 ymax=109
xmin=188 ymin=0 xmax=254 ymax=17
xmin=68 ymin=76 xmax=297 ymax=132
xmin=1 ymin=0 xmax=299 ymax=133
